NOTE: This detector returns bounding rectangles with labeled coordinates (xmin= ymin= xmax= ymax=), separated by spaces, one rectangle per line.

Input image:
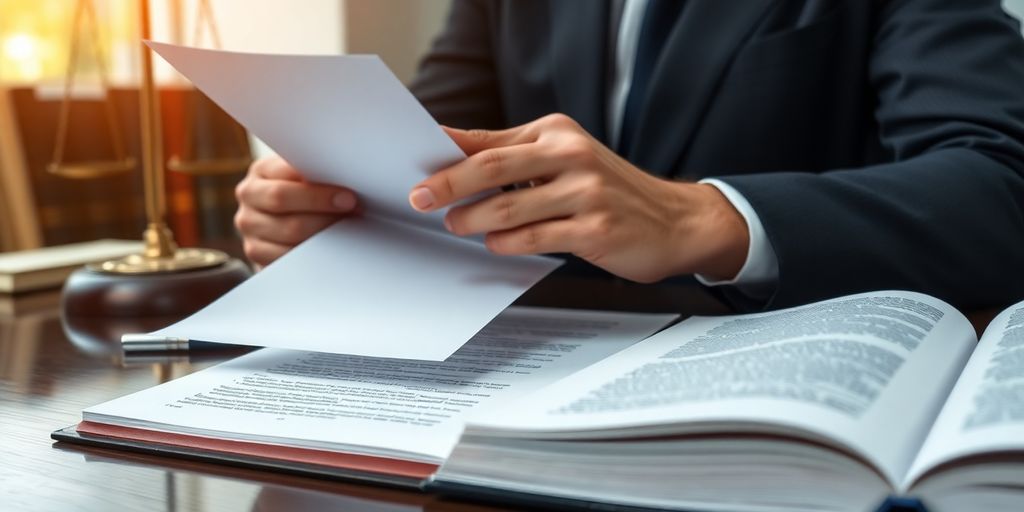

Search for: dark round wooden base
xmin=61 ymin=258 xmax=253 ymax=317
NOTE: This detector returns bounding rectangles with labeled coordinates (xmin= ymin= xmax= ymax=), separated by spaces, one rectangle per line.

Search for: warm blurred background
xmin=0 ymin=0 xmax=450 ymax=253
xmin=4 ymin=0 xmax=1024 ymax=256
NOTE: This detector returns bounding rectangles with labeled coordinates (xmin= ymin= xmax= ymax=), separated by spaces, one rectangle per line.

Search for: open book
xmin=54 ymin=291 xmax=1024 ymax=511
xmin=434 ymin=291 xmax=1024 ymax=512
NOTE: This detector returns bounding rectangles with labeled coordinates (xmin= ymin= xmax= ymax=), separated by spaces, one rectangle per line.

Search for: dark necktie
xmin=617 ymin=0 xmax=686 ymax=156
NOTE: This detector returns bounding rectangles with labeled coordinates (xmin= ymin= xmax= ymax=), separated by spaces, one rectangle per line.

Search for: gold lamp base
xmin=62 ymin=255 xmax=252 ymax=317
xmin=63 ymin=222 xmax=251 ymax=317
xmin=89 ymin=247 xmax=230 ymax=274
xmin=89 ymin=222 xmax=230 ymax=274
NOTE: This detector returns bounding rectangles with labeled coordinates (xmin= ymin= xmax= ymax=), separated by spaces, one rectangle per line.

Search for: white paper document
xmin=146 ymin=43 xmax=562 ymax=359
xmin=148 ymin=41 xmax=459 ymax=227
xmin=154 ymin=216 xmax=558 ymax=359
xmin=91 ymin=307 xmax=679 ymax=463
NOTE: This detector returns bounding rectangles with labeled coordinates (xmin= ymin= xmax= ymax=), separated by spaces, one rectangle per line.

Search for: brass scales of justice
xmin=57 ymin=0 xmax=252 ymax=317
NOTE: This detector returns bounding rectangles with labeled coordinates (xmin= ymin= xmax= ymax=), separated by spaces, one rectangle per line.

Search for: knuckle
xmin=558 ymin=136 xmax=593 ymax=163
xmin=242 ymin=240 xmax=260 ymax=263
xmin=543 ymin=113 xmax=577 ymax=130
xmin=521 ymin=225 xmax=541 ymax=252
xmin=480 ymin=149 xmax=505 ymax=181
xmin=234 ymin=178 xmax=251 ymax=203
xmin=589 ymin=213 xmax=614 ymax=238
xmin=249 ymin=155 xmax=281 ymax=178
xmin=467 ymin=128 xmax=490 ymax=145
xmin=486 ymin=229 xmax=541 ymax=255
xmin=279 ymin=217 xmax=303 ymax=243
xmin=264 ymin=184 xmax=289 ymax=212
xmin=576 ymin=175 xmax=606 ymax=208
xmin=496 ymin=193 xmax=516 ymax=224
xmin=437 ymin=172 xmax=456 ymax=201
xmin=247 ymin=158 xmax=266 ymax=177
xmin=233 ymin=210 xmax=250 ymax=233
xmin=521 ymin=123 xmax=541 ymax=141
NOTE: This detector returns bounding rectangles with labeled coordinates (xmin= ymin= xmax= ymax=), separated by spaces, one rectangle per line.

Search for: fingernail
xmin=333 ymin=192 xmax=356 ymax=211
xmin=409 ymin=187 xmax=435 ymax=211
xmin=444 ymin=215 xmax=454 ymax=232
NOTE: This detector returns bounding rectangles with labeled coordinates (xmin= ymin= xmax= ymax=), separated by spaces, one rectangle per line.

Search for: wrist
xmin=669 ymin=182 xmax=749 ymax=280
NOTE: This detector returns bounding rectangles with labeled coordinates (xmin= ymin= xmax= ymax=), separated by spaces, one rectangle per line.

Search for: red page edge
xmin=75 ymin=421 xmax=438 ymax=480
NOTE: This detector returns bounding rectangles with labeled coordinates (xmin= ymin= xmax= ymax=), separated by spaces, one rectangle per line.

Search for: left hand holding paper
xmin=235 ymin=156 xmax=361 ymax=267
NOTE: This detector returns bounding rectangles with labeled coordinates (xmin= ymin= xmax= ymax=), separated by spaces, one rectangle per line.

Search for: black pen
xmin=120 ymin=334 xmax=253 ymax=354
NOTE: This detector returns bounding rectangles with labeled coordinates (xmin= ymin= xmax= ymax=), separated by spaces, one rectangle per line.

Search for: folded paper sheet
xmin=148 ymin=42 xmax=561 ymax=360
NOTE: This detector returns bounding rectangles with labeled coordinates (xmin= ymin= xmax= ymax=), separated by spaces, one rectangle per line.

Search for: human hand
xmin=407 ymin=114 xmax=749 ymax=283
xmin=234 ymin=156 xmax=359 ymax=267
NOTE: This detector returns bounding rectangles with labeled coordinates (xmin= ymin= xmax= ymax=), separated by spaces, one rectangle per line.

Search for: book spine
xmin=160 ymin=87 xmax=200 ymax=247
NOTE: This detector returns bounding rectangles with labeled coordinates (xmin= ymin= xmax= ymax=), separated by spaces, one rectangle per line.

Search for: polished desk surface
xmin=0 ymin=264 xmax=733 ymax=512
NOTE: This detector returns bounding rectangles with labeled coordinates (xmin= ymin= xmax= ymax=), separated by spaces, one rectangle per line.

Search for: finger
xmin=484 ymin=219 xmax=580 ymax=256
xmin=251 ymin=156 xmax=304 ymax=181
xmin=410 ymin=143 xmax=555 ymax=212
xmin=234 ymin=206 xmax=341 ymax=245
xmin=444 ymin=181 xmax=577 ymax=236
xmin=238 ymin=176 xmax=357 ymax=214
xmin=242 ymin=237 xmax=293 ymax=268
xmin=442 ymin=124 xmax=538 ymax=156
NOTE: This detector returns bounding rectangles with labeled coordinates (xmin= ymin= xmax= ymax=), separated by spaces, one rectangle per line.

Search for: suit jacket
xmin=409 ymin=0 xmax=1024 ymax=311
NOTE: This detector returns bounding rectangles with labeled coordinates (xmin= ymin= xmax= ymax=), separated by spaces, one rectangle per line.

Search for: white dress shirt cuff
xmin=694 ymin=178 xmax=779 ymax=301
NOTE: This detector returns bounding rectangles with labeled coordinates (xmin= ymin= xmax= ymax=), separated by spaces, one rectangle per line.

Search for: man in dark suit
xmin=234 ymin=0 xmax=1024 ymax=310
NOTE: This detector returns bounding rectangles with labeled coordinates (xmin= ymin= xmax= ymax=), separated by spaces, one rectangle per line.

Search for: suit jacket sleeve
xmin=717 ymin=0 xmax=1024 ymax=310
xmin=409 ymin=0 xmax=504 ymax=129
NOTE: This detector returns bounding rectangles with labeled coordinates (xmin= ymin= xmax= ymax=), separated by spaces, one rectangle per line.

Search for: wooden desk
xmin=0 ymin=266 xmax=728 ymax=512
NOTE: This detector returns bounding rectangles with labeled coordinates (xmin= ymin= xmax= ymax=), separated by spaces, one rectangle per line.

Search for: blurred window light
xmin=3 ymin=33 xmax=38 ymax=61
xmin=0 ymin=0 xmax=137 ymax=85
xmin=2 ymin=33 xmax=43 ymax=80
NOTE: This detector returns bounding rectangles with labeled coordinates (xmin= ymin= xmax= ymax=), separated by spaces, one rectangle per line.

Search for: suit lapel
xmin=628 ymin=0 xmax=777 ymax=175
xmin=550 ymin=0 xmax=611 ymax=142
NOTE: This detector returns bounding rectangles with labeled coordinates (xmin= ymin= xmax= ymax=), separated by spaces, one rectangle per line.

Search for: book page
xmin=87 ymin=307 xmax=676 ymax=463
xmin=905 ymin=301 xmax=1024 ymax=488
xmin=465 ymin=291 xmax=977 ymax=488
